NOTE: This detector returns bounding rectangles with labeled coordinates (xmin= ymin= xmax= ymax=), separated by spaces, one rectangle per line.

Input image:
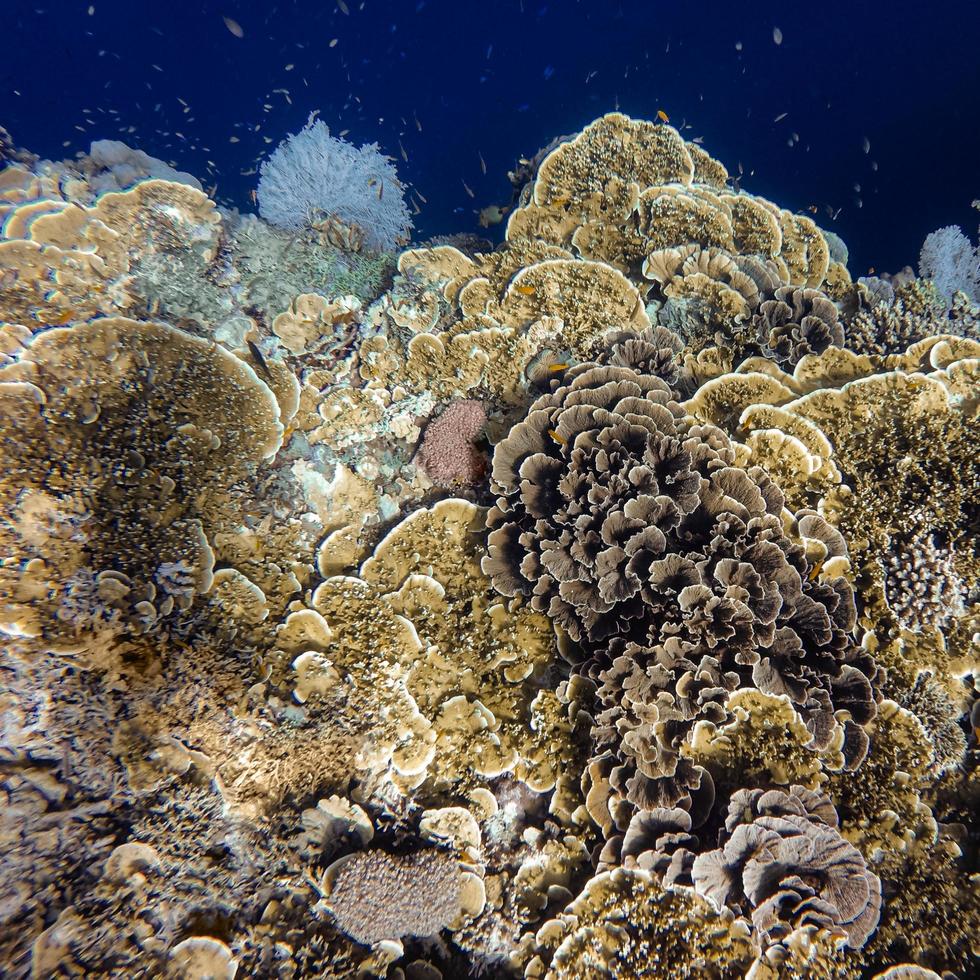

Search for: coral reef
xmin=0 ymin=111 xmax=977 ymax=980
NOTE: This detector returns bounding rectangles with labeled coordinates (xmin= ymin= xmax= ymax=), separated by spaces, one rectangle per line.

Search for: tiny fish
xmin=514 ymin=284 xmax=536 ymax=296
xmin=414 ymin=189 xmax=428 ymax=203
xmin=329 ymin=38 xmax=338 ymax=47
xmin=399 ymin=139 xmax=408 ymax=161
xmin=548 ymin=428 xmax=566 ymax=446
xmin=692 ymin=136 xmax=705 ymax=145
xmin=773 ymin=26 xmax=783 ymax=45
xmin=377 ymin=179 xmax=384 ymax=200
xmin=773 ymin=112 xmax=788 ymax=122
xmin=868 ymin=266 xmax=876 ymax=274
xmin=735 ymin=40 xmax=743 ymax=51
xmin=222 ymin=15 xmax=244 ymax=38
xmin=478 ymin=151 xmax=487 ymax=175
xmin=337 ymin=0 xmax=350 ymax=13
xmin=862 ymin=136 xmax=871 ymax=154
xmin=548 ymin=363 xmax=569 ymax=371
xmin=462 ymin=180 xmax=475 ymax=198
xmin=657 ymin=109 xmax=669 ymax=123
xmin=247 ymin=341 xmax=273 ymax=381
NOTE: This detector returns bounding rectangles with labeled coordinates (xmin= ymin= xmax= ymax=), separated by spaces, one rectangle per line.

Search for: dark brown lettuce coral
xmin=691 ymin=786 xmax=882 ymax=949
xmin=484 ymin=361 xmax=877 ymax=830
xmin=753 ymin=285 xmax=845 ymax=368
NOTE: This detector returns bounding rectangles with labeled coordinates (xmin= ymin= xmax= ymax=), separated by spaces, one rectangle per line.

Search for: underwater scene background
xmin=1 ymin=1 xmax=979 ymax=979
xmin=5 ymin=0 xmax=980 ymax=271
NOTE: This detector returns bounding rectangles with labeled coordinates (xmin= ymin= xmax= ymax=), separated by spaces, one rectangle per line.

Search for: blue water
xmin=4 ymin=0 xmax=979 ymax=272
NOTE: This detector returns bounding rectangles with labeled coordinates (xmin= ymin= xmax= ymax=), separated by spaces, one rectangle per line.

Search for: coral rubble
xmin=0 ymin=111 xmax=977 ymax=979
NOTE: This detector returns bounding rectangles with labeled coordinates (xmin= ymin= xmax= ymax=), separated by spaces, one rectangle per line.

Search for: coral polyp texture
xmin=0 ymin=112 xmax=977 ymax=980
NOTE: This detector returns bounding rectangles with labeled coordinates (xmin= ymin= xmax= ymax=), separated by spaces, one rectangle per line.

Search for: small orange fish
xmin=514 ymin=284 xmax=536 ymax=296
xmin=657 ymin=109 xmax=669 ymax=123
xmin=550 ymin=196 xmax=570 ymax=206
xmin=548 ymin=428 xmax=566 ymax=445
xmin=807 ymin=560 xmax=824 ymax=582
xmin=868 ymin=266 xmax=876 ymax=274
xmin=807 ymin=204 xmax=818 ymax=214
xmin=548 ymin=363 xmax=569 ymax=371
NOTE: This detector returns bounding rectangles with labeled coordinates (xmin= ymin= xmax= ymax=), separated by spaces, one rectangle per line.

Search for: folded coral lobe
xmin=484 ymin=356 xmax=877 ymax=825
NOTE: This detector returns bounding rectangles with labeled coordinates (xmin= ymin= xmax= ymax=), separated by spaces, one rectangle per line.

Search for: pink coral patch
xmin=417 ymin=399 xmax=488 ymax=486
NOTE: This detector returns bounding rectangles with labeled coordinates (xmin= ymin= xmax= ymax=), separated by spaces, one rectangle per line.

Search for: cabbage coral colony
xmin=0 ymin=113 xmax=977 ymax=979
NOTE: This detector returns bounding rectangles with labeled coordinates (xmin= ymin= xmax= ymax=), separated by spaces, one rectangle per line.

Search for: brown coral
xmin=484 ymin=360 xmax=876 ymax=830
xmin=753 ymin=285 xmax=845 ymax=369
xmin=521 ymin=866 xmax=759 ymax=979
xmin=691 ymin=787 xmax=882 ymax=948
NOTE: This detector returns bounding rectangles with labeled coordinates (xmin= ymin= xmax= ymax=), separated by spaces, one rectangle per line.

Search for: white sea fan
xmin=918 ymin=224 xmax=980 ymax=305
xmin=257 ymin=117 xmax=412 ymax=251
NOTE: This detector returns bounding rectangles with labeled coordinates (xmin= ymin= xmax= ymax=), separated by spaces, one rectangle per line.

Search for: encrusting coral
xmin=0 ymin=110 xmax=977 ymax=979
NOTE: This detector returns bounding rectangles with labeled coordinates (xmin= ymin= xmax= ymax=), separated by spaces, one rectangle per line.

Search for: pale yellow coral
xmin=0 ymin=316 xmax=282 ymax=648
xmin=272 ymin=292 xmax=360 ymax=355
xmin=0 ymin=178 xmax=220 ymax=325
xmin=685 ymin=689 xmax=844 ymax=793
xmin=522 ymin=868 xmax=758 ymax=979
xmin=282 ymin=500 xmax=567 ymax=801
xmin=498 ymin=258 xmax=649 ymax=358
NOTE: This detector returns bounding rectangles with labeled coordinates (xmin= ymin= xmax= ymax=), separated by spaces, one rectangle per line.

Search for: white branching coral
xmin=258 ymin=117 xmax=412 ymax=251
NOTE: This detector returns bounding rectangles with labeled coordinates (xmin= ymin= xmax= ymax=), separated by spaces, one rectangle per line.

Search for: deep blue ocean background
xmin=4 ymin=0 xmax=979 ymax=273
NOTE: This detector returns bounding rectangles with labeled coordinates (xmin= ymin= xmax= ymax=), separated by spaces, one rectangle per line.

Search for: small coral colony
xmin=1 ymin=112 xmax=978 ymax=979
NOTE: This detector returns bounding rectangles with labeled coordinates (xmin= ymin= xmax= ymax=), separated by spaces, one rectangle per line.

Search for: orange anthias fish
xmin=514 ymin=284 xmax=536 ymax=296
xmin=657 ymin=109 xmax=669 ymax=123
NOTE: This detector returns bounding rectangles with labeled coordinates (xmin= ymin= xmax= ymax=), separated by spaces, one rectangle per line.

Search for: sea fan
xmin=918 ymin=224 xmax=980 ymax=305
xmin=257 ymin=117 xmax=412 ymax=251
